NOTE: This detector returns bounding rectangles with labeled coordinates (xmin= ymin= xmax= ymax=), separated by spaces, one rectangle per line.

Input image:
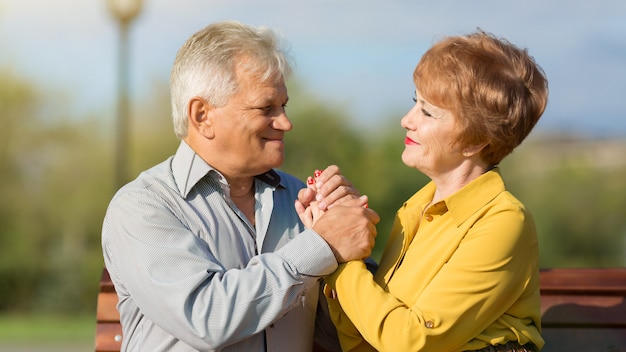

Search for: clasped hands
xmin=295 ymin=165 xmax=379 ymax=263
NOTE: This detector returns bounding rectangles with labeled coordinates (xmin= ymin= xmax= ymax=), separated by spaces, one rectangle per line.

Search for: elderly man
xmin=101 ymin=20 xmax=378 ymax=351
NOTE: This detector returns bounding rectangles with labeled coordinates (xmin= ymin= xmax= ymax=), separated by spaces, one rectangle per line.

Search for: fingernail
xmin=316 ymin=193 xmax=323 ymax=201
xmin=314 ymin=170 xmax=322 ymax=178
xmin=306 ymin=176 xmax=314 ymax=185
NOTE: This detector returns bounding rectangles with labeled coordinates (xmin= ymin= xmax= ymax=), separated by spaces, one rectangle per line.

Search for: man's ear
xmin=187 ymin=97 xmax=215 ymax=138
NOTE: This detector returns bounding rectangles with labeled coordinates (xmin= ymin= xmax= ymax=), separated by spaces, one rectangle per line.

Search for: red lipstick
xmin=405 ymin=136 xmax=418 ymax=145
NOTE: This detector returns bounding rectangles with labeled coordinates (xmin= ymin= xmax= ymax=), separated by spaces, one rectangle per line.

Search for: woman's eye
xmin=422 ymin=108 xmax=432 ymax=117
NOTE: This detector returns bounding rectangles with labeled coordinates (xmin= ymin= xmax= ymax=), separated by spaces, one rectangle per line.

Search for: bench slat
xmin=97 ymin=292 xmax=121 ymax=322
xmin=95 ymin=322 xmax=123 ymax=352
xmin=96 ymin=269 xmax=123 ymax=352
xmin=539 ymin=268 xmax=626 ymax=351
xmin=540 ymin=267 xmax=626 ymax=294
xmin=541 ymin=294 xmax=626 ymax=326
xmin=541 ymin=327 xmax=626 ymax=352
xmin=99 ymin=269 xmax=116 ymax=293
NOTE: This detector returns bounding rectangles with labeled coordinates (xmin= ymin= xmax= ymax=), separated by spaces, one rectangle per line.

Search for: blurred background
xmin=0 ymin=0 xmax=625 ymax=350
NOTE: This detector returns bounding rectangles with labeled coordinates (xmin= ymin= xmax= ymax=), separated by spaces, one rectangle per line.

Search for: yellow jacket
xmin=325 ymin=168 xmax=544 ymax=351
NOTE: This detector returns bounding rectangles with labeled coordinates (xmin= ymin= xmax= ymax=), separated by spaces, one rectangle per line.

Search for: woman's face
xmin=400 ymin=88 xmax=465 ymax=178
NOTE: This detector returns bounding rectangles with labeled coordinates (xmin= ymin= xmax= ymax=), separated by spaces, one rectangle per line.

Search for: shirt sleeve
xmin=324 ymin=261 xmax=378 ymax=352
xmin=325 ymin=200 xmax=538 ymax=352
xmin=102 ymin=187 xmax=338 ymax=350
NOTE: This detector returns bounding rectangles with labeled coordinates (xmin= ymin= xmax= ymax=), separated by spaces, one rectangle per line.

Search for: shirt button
xmin=425 ymin=215 xmax=433 ymax=222
xmin=425 ymin=321 xmax=434 ymax=329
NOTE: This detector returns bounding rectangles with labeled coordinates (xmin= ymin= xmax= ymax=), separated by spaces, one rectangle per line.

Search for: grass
xmin=0 ymin=313 xmax=95 ymax=344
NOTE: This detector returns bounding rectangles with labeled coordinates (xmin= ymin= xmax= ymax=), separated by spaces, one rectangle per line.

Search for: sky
xmin=1 ymin=0 xmax=626 ymax=137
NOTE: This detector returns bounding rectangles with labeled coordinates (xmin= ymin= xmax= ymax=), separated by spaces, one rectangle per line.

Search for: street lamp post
xmin=107 ymin=0 xmax=143 ymax=189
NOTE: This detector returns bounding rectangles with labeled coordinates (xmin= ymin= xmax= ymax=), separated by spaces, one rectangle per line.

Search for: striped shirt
xmin=102 ymin=141 xmax=339 ymax=351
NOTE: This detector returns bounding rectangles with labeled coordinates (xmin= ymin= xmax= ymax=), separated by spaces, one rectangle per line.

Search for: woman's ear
xmin=187 ymin=97 xmax=215 ymax=138
xmin=462 ymin=142 xmax=488 ymax=157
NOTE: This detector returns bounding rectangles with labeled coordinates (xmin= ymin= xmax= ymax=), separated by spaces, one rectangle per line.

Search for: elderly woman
xmin=305 ymin=30 xmax=549 ymax=351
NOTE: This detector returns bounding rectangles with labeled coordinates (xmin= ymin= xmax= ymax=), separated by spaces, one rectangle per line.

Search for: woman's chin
xmin=401 ymin=151 xmax=415 ymax=168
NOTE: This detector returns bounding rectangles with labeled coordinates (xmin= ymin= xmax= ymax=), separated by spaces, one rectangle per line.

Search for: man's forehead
xmin=235 ymin=78 xmax=286 ymax=104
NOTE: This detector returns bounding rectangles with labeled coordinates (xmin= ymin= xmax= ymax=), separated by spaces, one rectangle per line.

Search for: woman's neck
xmin=430 ymin=162 xmax=490 ymax=203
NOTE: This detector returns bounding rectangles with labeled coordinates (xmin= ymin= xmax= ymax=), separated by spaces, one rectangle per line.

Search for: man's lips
xmin=405 ymin=136 xmax=419 ymax=145
xmin=263 ymin=135 xmax=284 ymax=142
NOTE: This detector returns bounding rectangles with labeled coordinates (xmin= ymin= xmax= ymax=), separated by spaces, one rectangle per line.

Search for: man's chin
xmin=255 ymin=155 xmax=284 ymax=172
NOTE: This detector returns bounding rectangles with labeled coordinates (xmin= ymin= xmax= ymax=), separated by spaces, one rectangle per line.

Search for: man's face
xmin=209 ymin=64 xmax=292 ymax=178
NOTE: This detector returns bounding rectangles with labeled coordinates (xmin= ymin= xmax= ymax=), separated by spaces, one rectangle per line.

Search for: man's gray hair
xmin=170 ymin=20 xmax=292 ymax=139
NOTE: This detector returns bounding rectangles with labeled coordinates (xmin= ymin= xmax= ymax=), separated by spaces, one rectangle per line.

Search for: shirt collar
xmin=402 ymin=167 xmax=505 ymax=227
xmin=171 ymin=141 xmax=283 ymax=198
xmin=444 ymin=167 xmax=506 ymax=226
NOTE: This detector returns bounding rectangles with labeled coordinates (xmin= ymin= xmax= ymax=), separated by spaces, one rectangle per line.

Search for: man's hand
xmin=312 ymin=199 xmax=379 ymax=263
xmin=295 ymin=166 xmax=377 ymax=262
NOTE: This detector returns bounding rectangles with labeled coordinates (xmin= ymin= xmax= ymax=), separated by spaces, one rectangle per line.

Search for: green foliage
xmin=0 ymin=69 xmax=624 ymax=318
xmin=502 ymin=140 xmax=626 ymax=267
xmin=0 ymin=70 xmax=177 ymax=315
xmin=0 ymin=69 xmax=112 ymax=313
xmin=0 ymin=314 xmax=94 ymax=343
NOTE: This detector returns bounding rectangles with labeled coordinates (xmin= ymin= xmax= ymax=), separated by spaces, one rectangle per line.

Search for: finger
xmin=306 ymin=176 xmax=316 ymax=191
xmin=309 ymin=166 xmax=360 ymax=209
xmin=363 ymin=235 xmax=376 ymax=259
xmin=319 ymin=179 xmax=360 ymax=209
xmin=295 ymin=200 xmax=315 ymax=228
xmin=365 ymin=207 xmax=381 ymax=225
xmin=317 ymin=173 xmax=353 ymax=197
xmin=368 ymin=220 xmax=378 ymax=241
xmin=294 ymin=199 xmax=306 ymax=216
xmin=327 ymin=193 xmax=369 ymax=211
xmin=297 ymin=187 xmax=316 ymax=207
xmin=313 ymin=165 xmax=340 ymax=190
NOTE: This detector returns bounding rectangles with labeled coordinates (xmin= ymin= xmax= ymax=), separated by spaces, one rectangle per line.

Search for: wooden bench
xmin=539 ymin=267 xmax=626 ymax=351
xmin=95 ymin=267 xmax=626 ymax=351
xmin=96 ymin=269 xmax=123 ymax=352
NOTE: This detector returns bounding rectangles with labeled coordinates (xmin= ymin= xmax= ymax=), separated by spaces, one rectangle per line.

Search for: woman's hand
xmin=295 ymin=166 xmax=368 ymax=227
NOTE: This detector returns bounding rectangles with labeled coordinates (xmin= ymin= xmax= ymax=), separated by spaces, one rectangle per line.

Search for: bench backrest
xmin=539 ymin=267 xmax=626 ymax=351
xmin=95 ymin=267 xmax=626 ymax=351
xmin=95 ymin=269 xmax=122 ymax=352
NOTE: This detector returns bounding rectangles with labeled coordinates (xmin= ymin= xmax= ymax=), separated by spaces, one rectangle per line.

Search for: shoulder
xmin=108 ymin=157 xmax=177 ymax=210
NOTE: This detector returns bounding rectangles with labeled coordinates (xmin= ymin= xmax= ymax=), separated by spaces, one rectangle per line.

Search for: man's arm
xmin=103 ymin=189 xmax=338 ymax=350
